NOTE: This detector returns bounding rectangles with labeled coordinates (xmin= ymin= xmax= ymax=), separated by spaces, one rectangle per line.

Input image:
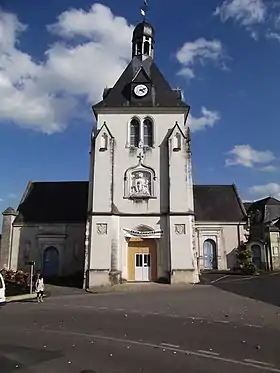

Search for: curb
xmin=6 ymin=293 xmax=37 ymax=303
xmin=5 ymin=291 xmax=51 ymax=303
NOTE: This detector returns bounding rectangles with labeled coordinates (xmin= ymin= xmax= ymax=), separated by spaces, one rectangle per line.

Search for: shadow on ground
xmin=44 ymin=271 xmax=83 ymax=289
xmin=201 ymin=273 xmax=280 ymax=308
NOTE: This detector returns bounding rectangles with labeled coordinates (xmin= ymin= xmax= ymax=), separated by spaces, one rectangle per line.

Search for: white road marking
xmin=210 ymin=275 xmax=230 ymax=284
xmin=245 ymin=324 xmax=263 ymax=328
xmin=198 ymin=350 xmax=220 ymax=356
xmin=244 ymin=359 xmax=274 ymax=367
xmin=99 ymin=307 xmax=108 ymax=310
xmin=160 ymin=343 xmax=180 ymax=348
xmin=41 ymin=329 xmax=280 ymax=372
xmin=214 ymin=320 xmax=229 ymax=324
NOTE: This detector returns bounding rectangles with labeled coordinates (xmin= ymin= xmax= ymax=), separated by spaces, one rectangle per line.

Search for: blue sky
xmin=0 ymin=0 xmax=280 ymax=211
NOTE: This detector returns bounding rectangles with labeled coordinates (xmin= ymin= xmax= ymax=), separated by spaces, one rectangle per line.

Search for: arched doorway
xmin=203 ymin=239 xmax=217 ymax=270
xmin=43 ymin=246 xmax=59 ymax=278
xmin=251 ymin=244 xmax=262 ymax=269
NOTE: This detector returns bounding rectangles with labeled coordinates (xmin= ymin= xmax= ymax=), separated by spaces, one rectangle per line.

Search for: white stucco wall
xmin=91 ymin=112 xmax=187 ymax=215
xmin=196 ymin=223 xmax=246 ymax=270
xmin=87 ymin=108 xmax=198 ymax=287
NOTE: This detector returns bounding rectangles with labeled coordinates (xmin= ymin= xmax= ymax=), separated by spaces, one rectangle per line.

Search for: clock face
xmin=134 ymin=84 xmax=148 ymax=97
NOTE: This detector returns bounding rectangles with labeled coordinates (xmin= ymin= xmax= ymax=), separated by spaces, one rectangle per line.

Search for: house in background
xmin=244 ymin=197 xmax=280 ymax=270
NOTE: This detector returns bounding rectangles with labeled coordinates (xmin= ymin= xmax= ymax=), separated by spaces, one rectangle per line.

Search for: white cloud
xmin=176 ymin=38 xmax=226 ymax=79
xmin=214 ymin=0 xmax=280 ymax=41
xmin=187 ymin=107 xmax=220 ymax=132
xmin=266 ymin=31 xmax=280 ymax=42
xmin=249 ymin=183 xmax=280 ymax=200
xmin=226 ymin=145 xmax=276 ymax=168
xmin=214 ymin=0 xmax=266 ymax=27
xmin=259 ymin=165 xmax=278 ymax=172
xmin=0 ymin=198 xmax=3 ymax=203
xmin=0 ymin=4 xmax=133 ymax=133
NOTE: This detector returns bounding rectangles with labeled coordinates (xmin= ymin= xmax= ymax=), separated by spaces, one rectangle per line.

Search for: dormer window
xmin=130 ymin=118 xmax=140 ymax=147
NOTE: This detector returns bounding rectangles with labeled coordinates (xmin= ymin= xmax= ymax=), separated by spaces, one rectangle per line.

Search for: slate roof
xmin=13 ymin=181 xmax=246 ymax=224
xmin=243 ymin=202 xmax=253 ymax=212
xmin=2 ymin=207 xmax=17 ymax=215
xmin=14 ymin=181 xmax=88 ymax=224
xmin=246 ymin=196 xmax=280 ymax=224
xmin=193 ymin=185 xmax=247 ymax=222
xmin=93 ymin=56 xmax=189 ymax=110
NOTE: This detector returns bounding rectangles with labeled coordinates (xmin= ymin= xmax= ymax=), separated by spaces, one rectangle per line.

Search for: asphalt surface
xmin=1 ymin=276 xmax=280 ymax=372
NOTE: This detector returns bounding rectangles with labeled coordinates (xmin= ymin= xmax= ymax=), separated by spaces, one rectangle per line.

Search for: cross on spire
xmin=141 ymin=0 xmax=149 ymax=21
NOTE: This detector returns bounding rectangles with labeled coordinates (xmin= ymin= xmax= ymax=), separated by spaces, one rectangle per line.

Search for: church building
xmin=0 ymin=10 xmax=247 ymax=288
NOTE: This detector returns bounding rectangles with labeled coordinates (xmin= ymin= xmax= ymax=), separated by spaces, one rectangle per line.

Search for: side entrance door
xmin=135 ymin=253 xmax=151 ymax=281
xmin=43 ymin=246 xmax=59 ymax=278
xmin=203 ymin=239 xmax=217 ymax=270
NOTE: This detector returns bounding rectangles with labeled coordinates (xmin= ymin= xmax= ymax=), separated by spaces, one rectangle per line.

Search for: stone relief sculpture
xmin=124 ymin=160 xmax=156 ymax=200
xmin=174 ymin=224 xmax=186 ymax=235
xmin=96 ymin=223 xmax=108 ymax=235
xmin=130 ymin=171 xmax=151 ymax=196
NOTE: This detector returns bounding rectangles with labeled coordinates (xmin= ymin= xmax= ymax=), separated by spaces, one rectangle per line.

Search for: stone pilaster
xmin=0 ymin=207 xmax=18 ymax=269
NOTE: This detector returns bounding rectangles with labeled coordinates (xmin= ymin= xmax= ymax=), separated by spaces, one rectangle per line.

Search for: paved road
xmin=1 ymin=280 xmax=280 ymax=372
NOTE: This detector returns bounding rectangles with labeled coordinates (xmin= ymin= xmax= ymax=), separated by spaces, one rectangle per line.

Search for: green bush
xmin=241 ymin=261 xmax=257 ymax=275
xmin=235 ymin=242 xmax=258 ymax=275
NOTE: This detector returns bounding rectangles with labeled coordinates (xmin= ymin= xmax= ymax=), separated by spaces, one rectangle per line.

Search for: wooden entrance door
xmin=127 ymin=238 xmax=157 ymax=281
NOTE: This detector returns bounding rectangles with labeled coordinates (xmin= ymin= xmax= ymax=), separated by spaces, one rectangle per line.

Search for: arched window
xmin=143 ymin=118 xmax=153 ymax=147
xmin=144 ymin=41 xmax=150 ymax=55
xmin=130 ymin=118 xmax=140 ymax=147
xmin=137 ymin=41 xmax=142 ymax=55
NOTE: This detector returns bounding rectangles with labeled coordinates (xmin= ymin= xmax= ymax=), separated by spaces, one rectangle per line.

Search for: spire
xmin=132 ymin=1 xmax=155 ymax=60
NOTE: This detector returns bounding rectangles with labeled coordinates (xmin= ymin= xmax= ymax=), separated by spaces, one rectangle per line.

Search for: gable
xmin=194 ymin=185 xmax=246 ymax=222
xmin=132 ymin=66 xmax=151 ymax=83
xmin=14 ymin=181 xmax=88 ymax=225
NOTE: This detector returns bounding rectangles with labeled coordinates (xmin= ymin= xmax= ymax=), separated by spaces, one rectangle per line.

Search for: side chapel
xmin=0 ymin=8 xmax=247 ymax=287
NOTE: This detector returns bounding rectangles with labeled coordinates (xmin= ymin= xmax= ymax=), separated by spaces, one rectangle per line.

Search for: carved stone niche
xmin=172 ymin=132 xmax=181 ymax=152
xmin=124 ymin=164 xmax=156 ymax=200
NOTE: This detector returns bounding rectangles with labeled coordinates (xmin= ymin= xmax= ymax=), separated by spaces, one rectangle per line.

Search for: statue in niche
xmin=130 ymin=171 xmax=151 ymax=196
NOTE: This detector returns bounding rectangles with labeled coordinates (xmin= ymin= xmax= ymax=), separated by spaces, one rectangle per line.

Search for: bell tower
xmin=132 ymin=1 xmax=155 ymax=60
xmin=85 ymin=1 xmax=199 ymax=289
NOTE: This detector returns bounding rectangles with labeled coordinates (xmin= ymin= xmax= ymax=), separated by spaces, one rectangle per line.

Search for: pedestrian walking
xmin=35 ymin=274 xmax=44 ymax=303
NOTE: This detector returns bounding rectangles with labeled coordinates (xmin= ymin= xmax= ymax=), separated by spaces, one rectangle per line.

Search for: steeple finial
xmin=141 ymin=0 xmax=149 ymax=21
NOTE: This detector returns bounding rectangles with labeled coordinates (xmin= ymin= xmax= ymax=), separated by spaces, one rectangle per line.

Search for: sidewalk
xmin=6 ymin=293 xmax=37 ymax=303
